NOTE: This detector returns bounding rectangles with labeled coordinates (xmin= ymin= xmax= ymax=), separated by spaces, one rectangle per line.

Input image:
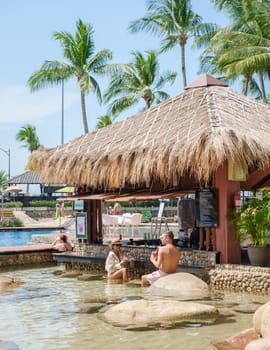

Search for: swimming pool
xmin=0 ymin=229 xmax=61 ymax=247
xmin=0 ymin=266 xmax=268 ymax=350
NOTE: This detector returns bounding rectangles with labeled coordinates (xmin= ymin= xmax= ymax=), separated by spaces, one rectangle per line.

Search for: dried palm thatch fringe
xmin=29 ymin=85 xmax=270 ymax=190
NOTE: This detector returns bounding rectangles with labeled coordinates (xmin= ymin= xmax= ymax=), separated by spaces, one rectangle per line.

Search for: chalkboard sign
xmin=195 ymin=189 xmax=218 ymax=228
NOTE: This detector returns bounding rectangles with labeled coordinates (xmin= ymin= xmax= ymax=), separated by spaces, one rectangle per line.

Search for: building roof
xmin=9 ymin=171 xmax=41 ymax=184
xmin=29 ymin=75 xmax=270 ymax=193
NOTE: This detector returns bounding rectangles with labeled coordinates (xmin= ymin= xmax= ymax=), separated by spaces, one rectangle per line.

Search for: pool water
xmin=0 ymin=229 xmax=61 ymax=246
xmin=0 ymin=266 xmax=268 ymax=350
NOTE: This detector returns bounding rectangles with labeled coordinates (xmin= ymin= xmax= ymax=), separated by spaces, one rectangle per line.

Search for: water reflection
xmin=0 ymin=266 xmax=268 ymax=350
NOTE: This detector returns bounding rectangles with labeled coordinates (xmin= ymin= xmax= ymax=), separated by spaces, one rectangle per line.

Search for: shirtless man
xmin=141 ymin=231 xmax=180 ymax=287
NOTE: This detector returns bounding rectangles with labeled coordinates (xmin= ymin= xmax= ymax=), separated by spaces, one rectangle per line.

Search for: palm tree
xmin=16 ymin=124 xmax=41 ymax=153
xmin=129 ymin=0 xmax=217 ymax=88
xmin=0 ymin=171 xmax=8 ymax=190
xmin=95 ymin=115 xmax=116 ymax=129
xmin=28 ymin=19 xmax=113 ymax=134
xmin=200 ymin=0 xmax=270 ymax=99
xmin=104 ymin=50 xmax=177 ymax=116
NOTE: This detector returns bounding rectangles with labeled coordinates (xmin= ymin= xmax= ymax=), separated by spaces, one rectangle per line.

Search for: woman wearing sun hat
xmin=105 ymin=240 xmax=128 ymax=282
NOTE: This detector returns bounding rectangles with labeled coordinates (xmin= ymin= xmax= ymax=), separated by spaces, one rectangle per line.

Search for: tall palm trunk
xmin=80 ymin=91 xmax=89 ymax=134
xmin=258 ymin=73 xmax=266 ymax=100
xmin=243 ymin=75 xmax=249 ymax=96
xmin=179 ymin=37 xmax=187 ymax=88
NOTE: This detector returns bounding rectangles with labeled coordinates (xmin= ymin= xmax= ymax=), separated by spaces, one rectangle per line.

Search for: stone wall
xmin=0 ymin=251 xmax=54 ymax=267
xmin=22 ymin=207 xmax=73 ymax=220
xmin=209 ymin=264 xmax=270 ymax=295
xmin=61 ymin=243 xmax=218 ymax=279
xmin=20 ymin=206 xmax=178 ymax=221
xmin=73 ymin=243 xmax=217 ymax=267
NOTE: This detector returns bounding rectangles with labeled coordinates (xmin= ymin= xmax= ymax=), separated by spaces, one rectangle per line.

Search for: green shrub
xmin=2 ymin=201 xmax=23 ymax=208
xmin=0 ymin=218 xmax=24 ymax=227
xmin=22 ymin=200 xmax=73 ymax=208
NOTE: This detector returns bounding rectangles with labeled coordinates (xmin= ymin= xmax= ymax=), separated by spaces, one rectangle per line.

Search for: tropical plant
xmin=104 ymin=50 xmax=176 ymax=116
xmin=233 ymin=188 xmax=270 ymax=248
xmin=0 ymin=218 xmax=23 ymax=228
xmin=95 ymin=115 xmax=116 ymax=129
xmin=16 ymin=124 xmax=41 ymax=152
xmin=129 ymin=0 xmax=217 ymax=88
xmin=200 ymin=0 xmax=270 ymax=100
xmin=0 ymin=171 xmax=8 ymax=190
xmin=28 ymin=18 xmax=113 ymax=134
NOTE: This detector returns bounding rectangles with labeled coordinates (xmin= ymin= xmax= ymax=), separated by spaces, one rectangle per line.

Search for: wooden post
xmin=214 ymin=161 xmax=241 ymax=263
xmin=84 ymin=199 xmax=103 ymax=243
xmin=205 ymin=228 xmax=211 ymax=251
xmin=199 ymin=227 xmax=204 ymax=250
xmin=97 ymin=200 xmax=103 ymax=243
xmin=211 ymin=228 xmax=216 ymax=251
xmin=85 ymin=200 xmax=91 ymax=244
xmin=91 ymin=200 xmax=97 ymax=242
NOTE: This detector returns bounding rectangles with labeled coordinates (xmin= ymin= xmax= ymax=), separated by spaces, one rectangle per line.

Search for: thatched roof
xmin=29 ymin=75 xmax=270 ymax=193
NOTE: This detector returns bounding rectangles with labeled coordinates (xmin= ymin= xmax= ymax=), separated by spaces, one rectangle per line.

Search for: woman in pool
xmin=51 ymin=232 xmax=73 ymax=252
xmin=105 ymin=240 xmax=128 ymax=282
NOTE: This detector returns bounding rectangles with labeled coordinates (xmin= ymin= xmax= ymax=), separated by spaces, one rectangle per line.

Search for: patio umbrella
xmin=55 ymin=186 xmax=74 ymax=193
xmin=6 ymin=186 xmax=22 ymax=193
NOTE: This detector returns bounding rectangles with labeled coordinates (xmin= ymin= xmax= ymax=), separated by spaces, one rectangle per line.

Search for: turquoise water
xmin=0 ymin=266 xmax=268 ymax=350
xmin=0 ymin=229 xmax=61 ymax=246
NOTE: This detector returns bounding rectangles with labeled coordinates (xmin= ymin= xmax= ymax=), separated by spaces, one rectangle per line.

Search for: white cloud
xmin=0 ymin=84 xmax=79 ymax=124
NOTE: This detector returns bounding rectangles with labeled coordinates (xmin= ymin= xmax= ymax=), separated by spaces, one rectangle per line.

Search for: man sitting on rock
xmin=141 ymin=231 xmax=180 ymax=287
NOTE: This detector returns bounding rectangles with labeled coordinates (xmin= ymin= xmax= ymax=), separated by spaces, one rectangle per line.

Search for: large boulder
xmin=261 ymin=303 xmax=270 ymax=339
xmin=245 ymin=338 xmax=270 ymax=350
xmin=102 ymin=299 xmax=218 ymax=329
xmin=213 ymin=328 xmax=259 ymax=350
xmin=150 ymin=272 xmax=210 ymax=299
xmin=253 ymin=301 xmax=270 ymax=336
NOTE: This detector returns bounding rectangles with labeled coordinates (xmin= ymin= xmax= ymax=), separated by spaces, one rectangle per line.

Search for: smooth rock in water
xmin=0 ymin=276 xmax=22 ymax=292
xmin=83 ymin=296 xmax=119 ymax=304
xmin=0 ymin=276 xmax=14 ymax=286
xmin=79 ymin=303 xmax=105 ymax=314
xmin=150 ymin=272 xmax=210 ymax=298
xmin=52 ymin=269 xmax=64 ymax=276
xmin=60 ymin=271 xmax=82 ymax=278
xmin=102 ymin=299 xmax=218 ymax=328
xmin=213 ymin=328 xmax=259 ymax=350
xmin=253 ymin=301 xmax=270 ymax=336
xmin=77 ymin=274 xmax=104 ymax=281
xmin=245 ymin=338 xmax=270 ymax=350
xmin=125 ymin=279 xmax=141 ymax=287
xmin=261 ymin=303 xmax=270 ymax=339
xmin=233 ymin=305 xmax=259 ymax=314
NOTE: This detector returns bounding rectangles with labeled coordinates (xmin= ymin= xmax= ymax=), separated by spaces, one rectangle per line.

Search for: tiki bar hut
xmin=29 ymin=74 xmax=270 ymax=264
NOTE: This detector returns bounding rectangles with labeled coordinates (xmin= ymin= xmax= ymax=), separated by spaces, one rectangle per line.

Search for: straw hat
xmin=109 ymin=240 xmax=121 ymax=249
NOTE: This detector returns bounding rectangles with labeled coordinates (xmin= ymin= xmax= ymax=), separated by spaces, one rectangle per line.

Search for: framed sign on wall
xmin=74 ymin=200 xmax=84 ymax=211
xmin=75 ymin=212 xmax=87 ymax=239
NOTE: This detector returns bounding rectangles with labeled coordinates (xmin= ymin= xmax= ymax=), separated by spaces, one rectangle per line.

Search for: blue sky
xmin=0 ymin=0 xmax=229 ymax=180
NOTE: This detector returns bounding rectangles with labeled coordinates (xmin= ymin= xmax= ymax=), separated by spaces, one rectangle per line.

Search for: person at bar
xmin=105 ymin=240 xmax=128 ymax=282
xmin=141 ymin=231 xmax=180 ymax=286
